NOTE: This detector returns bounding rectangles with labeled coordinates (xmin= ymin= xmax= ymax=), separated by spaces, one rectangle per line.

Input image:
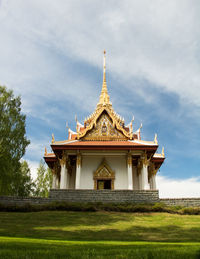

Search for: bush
xmin=180 ymin=207 xmax=200 ymax=215
xmin=0 ymin=201 xmax=200 ymax=215
xmin=152 ymin=202 xmax=166 ymax=212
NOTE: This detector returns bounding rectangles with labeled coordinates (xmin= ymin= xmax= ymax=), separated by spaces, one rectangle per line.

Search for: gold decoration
xmin=141 ymin=153 xmax=150 ymax=167
xmin=127 ymin=153 xmax=132 ymax=167
xmin=51 ymin=162 xmax=57 ymax=175
xmin=83 ymin=113 xmax=127 ymax=140
xmin=76 ymin=153 xmax=81 ymax=167
xmin=78 ymin=107 xmax=132 ymax=140
xmin=77 ymin=51 xmax=133 ymax=140
xmin=98 ymin=181 xmax=104 ymax=190
xmin=149 ymin=162 xmax=159 ymax=176
xmin=59 ymin=151 xmax=68 ymax=166
xmin=52 ymin=133 xmax=55 ymax=144
xmin=93 ymin=159 xmax=115 ymax=190
xmin=54 ymin=160 xmax=61 ymax=181
xmin=44 ymin=147 xmax=47 ymax=156
xmin=98 ymin=50 xmax=111 ymax=106
xmin=148 ymin=162 xmax=155 ymax=178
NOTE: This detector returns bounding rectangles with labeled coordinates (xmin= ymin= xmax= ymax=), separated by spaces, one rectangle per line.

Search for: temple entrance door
xmin=94 ymin=160 xmax=115 ymax=190
xmin=104 ymin=180 xmax=111 ymax=189
xmin=97 ymin=180 xmax=111 ymax=190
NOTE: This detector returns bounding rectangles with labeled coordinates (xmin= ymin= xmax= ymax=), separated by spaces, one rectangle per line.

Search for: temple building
xmin=44 ymin=51 xmax=165 ymax=191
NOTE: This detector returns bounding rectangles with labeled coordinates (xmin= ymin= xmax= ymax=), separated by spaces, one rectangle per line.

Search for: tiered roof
xmin=44 ymin=51 xmax=165 ymax=168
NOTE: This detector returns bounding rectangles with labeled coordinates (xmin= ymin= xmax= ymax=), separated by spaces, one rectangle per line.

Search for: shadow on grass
xmin=0 ymin=212 xmax=200 ymax=243
xmin=25 ymin=225 xmax=200 ymax=242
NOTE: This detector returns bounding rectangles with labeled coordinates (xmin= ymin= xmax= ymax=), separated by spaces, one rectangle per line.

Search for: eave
xmin=44 ymin=154 xmax=57 ymax=168
xmin=51 ymin=141 xmax=158 ymax=159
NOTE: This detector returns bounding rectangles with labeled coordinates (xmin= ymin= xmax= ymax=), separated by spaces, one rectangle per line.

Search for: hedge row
xmin=0 ymin=202 xmax=200 ymax=215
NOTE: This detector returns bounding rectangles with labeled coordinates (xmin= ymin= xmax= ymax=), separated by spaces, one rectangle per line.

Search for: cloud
xmin=26 ymin=160 xmax=38 ymax=180
xmin=1 ymin=0 xmax=200 ymax=115
xmin=0 ymin=0 xmax=200 ymax=193
xmin=157 ymin=175 xmax=200 ymax=198
xmin=24 ymin=136 xmax=52 ymax=163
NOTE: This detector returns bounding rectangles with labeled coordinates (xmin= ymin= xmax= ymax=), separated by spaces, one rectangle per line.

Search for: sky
xmin=0 ymin=0 xmax=200 ymax=198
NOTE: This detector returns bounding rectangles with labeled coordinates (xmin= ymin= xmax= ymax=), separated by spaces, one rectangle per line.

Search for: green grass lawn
xmin=0 ymin=211 xmax=200 ymax=258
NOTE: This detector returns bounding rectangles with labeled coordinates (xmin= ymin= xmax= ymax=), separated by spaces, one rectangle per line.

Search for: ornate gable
xmin=83 ymin=111 xmax=127 ymax=140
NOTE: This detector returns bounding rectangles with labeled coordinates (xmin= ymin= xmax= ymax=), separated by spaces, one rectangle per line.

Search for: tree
xmin=35 ymin=160 xmax=52 ymax=197
xmin=0 ymin=86 xmax=30 ymax=195
xmin=13 ymin=160 xmax=35 ymax=197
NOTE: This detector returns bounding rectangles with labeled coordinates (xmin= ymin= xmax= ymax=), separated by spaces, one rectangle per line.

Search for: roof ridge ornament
xmin=44 ymin=147 xmax=47 ymax=156
xmin=154 ymin=133 xmax=158 ymax=144
xmin=52 ymin=133 xmax=55 ymax=144
xmin=162 ymin=147 xmax=165 ymax=157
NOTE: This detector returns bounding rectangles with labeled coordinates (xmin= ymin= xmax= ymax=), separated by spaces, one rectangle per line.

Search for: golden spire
xmin=103 ymin=50 xmax=106 ymax=86
xmin=98 ymin=50 xmax=111 ymax=106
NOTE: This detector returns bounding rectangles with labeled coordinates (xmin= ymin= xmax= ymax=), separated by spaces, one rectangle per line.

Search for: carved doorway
xmin=93 ymin=160 xmax=115 ymax=190
xmin=97 ymin=180 xmax=111 ymax=190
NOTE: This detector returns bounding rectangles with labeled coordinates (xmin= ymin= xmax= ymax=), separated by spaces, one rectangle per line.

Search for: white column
xmin=60 ymin=156 xmax=68 ymax=189
xmin=149 ymin=163 xmax=157 ymax=190
xmin=141 ymin=164 xmax=150 ymax=190
xmin=140 ymin=155 xmax=150 ymax=190
xmin=127 ymin=154 xmax=133 ymax=190
xmin=52 ymin=174 xmax=57 ymax=189
xmin=56 ymin=176 xmax=60 ymax=189
xmin=138 ymin=171 xmax=142 ymax=190
xmin=137 ymin=160 xmax=142 ymax=190
xmin=141 ymin=165 xmax=150 ymax=190
xmin=75 ymin=153 xmax=81 ymax=189
xmin=151 ymin=174 xmax=156 ymax=190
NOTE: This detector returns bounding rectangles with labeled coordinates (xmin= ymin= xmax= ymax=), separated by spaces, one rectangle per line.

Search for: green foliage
xmin=1 ymin=201 xmax=200 ymax=215
xmin=14 ymin=161 xmax=35 ymax=197
xmin=0 ymin=86 xmax=30 ymax=195
xmin=180 ymin=207 xmax=200 ymax=215
xmin=34 ymin=160 xmax=52 ymax=197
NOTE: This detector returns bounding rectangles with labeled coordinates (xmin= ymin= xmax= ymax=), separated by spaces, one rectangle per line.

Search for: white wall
xmin=80 ymin=154 xmax=128 ymax=189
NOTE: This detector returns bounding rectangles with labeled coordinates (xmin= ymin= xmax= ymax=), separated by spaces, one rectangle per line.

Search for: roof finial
xmin=103 ymin=50 xmax=106 ymax=84
xmin=98 ymin=50 xmax=111 ymax=106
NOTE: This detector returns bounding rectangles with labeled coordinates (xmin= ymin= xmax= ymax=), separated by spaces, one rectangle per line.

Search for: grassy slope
xmin=0 ymin=211 xmax=200 ymax=258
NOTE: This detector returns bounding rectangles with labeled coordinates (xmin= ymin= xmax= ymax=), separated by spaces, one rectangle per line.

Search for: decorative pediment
xmin=94 ymin=160 xmax=115 ymax=179
xmin=77 ymin=107 xmax=132 ymax=140
xmin=93 ymin=159 xmax=115 ymax=190
xmin=83 ymin=112 xmax=127 ymax=140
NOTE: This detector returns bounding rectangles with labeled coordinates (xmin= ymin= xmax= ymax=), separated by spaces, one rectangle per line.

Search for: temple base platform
xmin=49 ymin=189 xmax=160 ymax=203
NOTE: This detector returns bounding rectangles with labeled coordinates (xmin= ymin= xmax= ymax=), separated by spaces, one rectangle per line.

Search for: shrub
xmin=152 ymin=202 xmax=165 ymax=212
xmin=180 ymin=207 xmax=200 ymax=215
xmin=0 ymin=201 xmax=200 ymax=215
